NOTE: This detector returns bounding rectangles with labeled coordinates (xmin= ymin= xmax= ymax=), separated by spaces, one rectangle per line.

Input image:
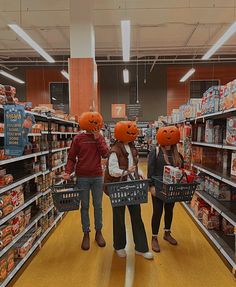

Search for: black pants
xmin=112 ymin=204 xmax=149 ymax=253
xmin=151 ymin=196 xmax=175 ymax=235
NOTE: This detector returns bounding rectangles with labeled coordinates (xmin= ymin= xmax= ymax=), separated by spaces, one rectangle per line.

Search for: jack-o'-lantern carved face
xmin=157 ymin=126 xmax=180 ymax=146
xmin=79 ymin=112 xmax=103 ymax=132
xmin=114 ymin=121 xmax=139 ymax=143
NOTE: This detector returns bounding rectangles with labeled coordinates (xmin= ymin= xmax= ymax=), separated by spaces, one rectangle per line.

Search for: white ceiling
xmin=0 ymin=0 xmax=236 ymax=59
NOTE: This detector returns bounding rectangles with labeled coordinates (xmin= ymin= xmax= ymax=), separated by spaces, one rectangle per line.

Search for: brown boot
xmin=81 ymin=232 xmax=90 ymax=250
xmin=95 ymin=230 xmax=106 ymax=247
xmin=164 ymin=231 xmax=178 ymax=245
xmin=152 ymin=236 xmax=160 ymax=253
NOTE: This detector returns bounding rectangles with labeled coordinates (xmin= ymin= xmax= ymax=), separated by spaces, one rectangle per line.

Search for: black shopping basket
xmin=152 ymin=175 xmax=198 ymax=203
xmin=106 ymin=173 xmax=149 ymax=207
xmin=52 ymin=182 xmax=81 ymax=212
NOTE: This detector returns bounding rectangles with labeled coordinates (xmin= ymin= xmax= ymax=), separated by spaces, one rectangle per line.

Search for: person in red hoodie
xmin=64 ymin=111 xmax=109 ymax=251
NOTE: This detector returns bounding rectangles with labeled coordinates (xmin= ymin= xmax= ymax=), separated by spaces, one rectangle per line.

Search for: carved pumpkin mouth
xmin=127 ymin=131 xmax=136 ymax=136
xmin=89 ymin=120 xmax=98 ymax=125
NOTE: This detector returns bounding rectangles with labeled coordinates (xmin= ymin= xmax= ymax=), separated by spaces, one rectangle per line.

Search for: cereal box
xmin=231 ymin=151 xmax=236 ymax=177
xmin=226 ymin=117 xmax=236 ymax=146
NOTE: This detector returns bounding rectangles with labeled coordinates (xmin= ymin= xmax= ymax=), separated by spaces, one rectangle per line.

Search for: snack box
xmin=223 ymin=83 xmax=233 ymax=110
xmin=163 ymin=166 xmax=183 ymax=184
xmin=194 ymin=199 xmax=208 ymax=220
xmin=231 ymin=151 xmax=236 ymax=177
xmin=231 ymin=79 xmax=236 ymax=108
xmin=226 ymin=117 xmax=236 ymax=146
xmin=222 ymin=218 xmax=234 ymax=235
xmin=205 ymin=120 xmax=214 ymax=143
xmin=202 ymin=207 xmax=220 ymax=230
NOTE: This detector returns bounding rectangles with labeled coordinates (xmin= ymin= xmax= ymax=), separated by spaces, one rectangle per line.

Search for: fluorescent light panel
xmin=180 ymin=68 xmax=195 ymax=82
xmin=202 ymin=21 xmax=236 ymax=60
xmin=123 ymin=69 xmax=129 ymax=83
xmin=8 ymin=24 xmax=55 ymax=63
xmin=61 ymin=70 xmax=69 ymax=80
xmin=121 ymin=20 xmax=131 ymax=62
xmin=0 ymin=70 xmax=25 ymax=84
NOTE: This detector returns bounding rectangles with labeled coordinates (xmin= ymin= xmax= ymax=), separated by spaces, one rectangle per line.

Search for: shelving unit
xmin=173 ymin=107 xmax=236 ymax=275
xmin=0 ymin=106 xmax=77 ymax=285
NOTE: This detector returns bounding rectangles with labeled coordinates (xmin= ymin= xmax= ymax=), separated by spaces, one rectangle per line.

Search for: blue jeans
xmin=77 ymin=176 xmax=104 ymax=233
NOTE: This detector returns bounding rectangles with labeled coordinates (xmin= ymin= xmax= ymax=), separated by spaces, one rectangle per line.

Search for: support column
xmin=69 ymin=0 xmax=98 ymax=117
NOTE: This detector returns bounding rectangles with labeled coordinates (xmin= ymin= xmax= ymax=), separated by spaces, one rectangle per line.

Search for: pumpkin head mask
xmin=114 ymin=121 xmax=139 ymax=143
xmin=79 ymin=112 xmax=103 ymax=132
xmin=156 ymin=125 xmax=180 ymax=146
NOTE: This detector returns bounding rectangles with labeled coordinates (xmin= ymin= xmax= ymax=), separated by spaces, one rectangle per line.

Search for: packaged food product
xmin=0 ymin=258 xmax=7 ymax=281
xmin=11 ymin=212 xmax=25 ymax=236
xmin=0 ymin=194 xmax=12 ymax=209
xmin=202 ymin=207 xmax=220 ymax=230
xmin=0 ymin=234 xmax=13 ymax=248
xmin=194 ymin=199 xmax=208 ymax=220
xmin=15 ymin=236 xmax=34 ymax=258
xmin=222 ymin=218 xmax=234 ymax=235
xmin=231 ymin=79 xmax=236 ymax=108
xmin=6 ymin=250 xmax=14 ymax=272
xmin=0 ymin=225 xmax=12 ymax=240
xmin=163 ymin=166 xmax=183 ymax=184
xmin=205 ymin=120 xmax=214 ymax=143
xmin=226 ymin=117 xmax=236 ymax=146
xmin=0 ymin=204 xmax=14 ymax=218
xmin=11 ymin=186 xmax=24 ymax=209
xmin=24 ymin=207 xmax=31 ymax=227
xmin=231 ymin=151 xmax=236 ymax=177
xmin=213 ymin=125 xmax=222 ymax=144
xmin=223 ymin=83 xmax=233 ymax=110
xmin=4 ymin=174 xmax=13 ymax=185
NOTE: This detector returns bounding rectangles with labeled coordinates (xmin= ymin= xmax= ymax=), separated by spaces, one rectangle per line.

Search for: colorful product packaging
xmin=230 ymin=151 xmax=236 ymax=177
xmin=163 ymin=166 xmax=183 ymax=184
xmin=202 ymin=207 xmax=220 ymax=230
xmin=205 ymin=120 xmax=214 ymax=143
xmin=226 ymin=117 xmax=236 ymax=146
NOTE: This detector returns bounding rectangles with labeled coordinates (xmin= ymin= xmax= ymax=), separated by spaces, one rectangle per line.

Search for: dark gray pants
xmin=112 ymin=204 xmax=149 ymax=253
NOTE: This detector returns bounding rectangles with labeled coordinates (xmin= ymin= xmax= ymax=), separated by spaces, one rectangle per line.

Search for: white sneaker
xmin=135 ymin=251 xmax=154 ymax=260
xmin=116 ymin=249 xmax=127 ymax=258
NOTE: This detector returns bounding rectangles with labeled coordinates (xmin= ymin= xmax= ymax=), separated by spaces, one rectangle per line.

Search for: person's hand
xmin=149 ymin=186 xmax=156 ymax=197
xmin=63 ymin=173 xmax=71 ymax=181
xmin=128 ymin=166 xmax=136 ymax=173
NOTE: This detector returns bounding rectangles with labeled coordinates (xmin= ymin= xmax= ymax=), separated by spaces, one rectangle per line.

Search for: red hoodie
xmin=65 ymin=132 xmax=109 ymax=177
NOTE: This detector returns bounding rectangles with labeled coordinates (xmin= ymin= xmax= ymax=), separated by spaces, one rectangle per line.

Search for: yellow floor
xmin=12 ymin=162 xmax=236 ymax=287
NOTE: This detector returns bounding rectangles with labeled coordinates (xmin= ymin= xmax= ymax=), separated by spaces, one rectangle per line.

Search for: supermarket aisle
xmin=12 ymin=162 xmax=235 ymax=287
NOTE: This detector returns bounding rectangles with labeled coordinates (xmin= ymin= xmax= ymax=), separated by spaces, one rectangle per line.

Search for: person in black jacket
xmin=147 ymin=127 xmax=183 ymax=253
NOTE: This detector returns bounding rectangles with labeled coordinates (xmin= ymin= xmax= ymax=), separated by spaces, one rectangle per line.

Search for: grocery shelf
xmin=182 ymin=202 xmax=236 ymax=271
xmin=0 ymin=213 xmax=43 ymax=258
xmin=193 ymin=164 xmax=236 ymax=188
xmin=0 ymin=151 xmax=49 ymax=166
xmin=52 ymin=163 xmax=66 ymax=171
xmin=196 ymin=190 xmax=236 ymax=226
xmin=192 ymin=141 xmax=236 ymax=150
xmin=42 ymin=131 xmax=77 ymax=135
xmin=42 ymin=204 xmax=54 ymax=216
xmin=0 ymin=172 xmax=43 ymax=194
xmin=1 ymin=213 xmax=64 ymax=287
xmin=52 ymin=147 xmax=70 ymax=153
xmin=0 ymin=133 xmax=41 ymax=137
xmin=0 ymin=192 xmax=42 ymax=226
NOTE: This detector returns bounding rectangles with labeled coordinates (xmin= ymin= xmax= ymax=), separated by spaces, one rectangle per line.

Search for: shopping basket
xmin=106 ymin=173 xmax=149 ymax=207
xmin=152 ymin=175 xmax=198 ymax=203
xmin=52 ymin=181 xmax=81 ymax=212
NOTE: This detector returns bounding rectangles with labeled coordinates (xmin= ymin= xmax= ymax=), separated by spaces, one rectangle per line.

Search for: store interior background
xmin=2 ymin=63 xmax=236 ymax=121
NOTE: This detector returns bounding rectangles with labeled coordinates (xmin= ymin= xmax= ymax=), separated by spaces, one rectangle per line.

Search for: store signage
xmin=4 ymin=105 xmax=25 ymax=156
xmin=111 ymin=104 xmax=126 ymax=118
xmin=126 ymin=104 xmax=143 ymax=118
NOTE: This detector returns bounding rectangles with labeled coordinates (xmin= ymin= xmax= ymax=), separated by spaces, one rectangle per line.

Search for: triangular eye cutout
xmin=128 ymin=125 xmax=131 ymax=128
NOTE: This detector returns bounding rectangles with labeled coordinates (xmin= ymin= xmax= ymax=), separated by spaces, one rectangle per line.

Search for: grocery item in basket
xmin=0 ymin=258 xmax=7 ymax=281
xmin=226 ymin=117 xmax=236 ymax=146
xmin=6 ymin=250 xmax=14 ymax=272
xmin=0 ymin=225 xmax=12 ymax=240
xmin=202 ymin=207 xmax=220 ymax=230
xmin=231 ymin=151 xmax=236 ymax=177
xmin=163 ymin=166 xmax=183 ymax=184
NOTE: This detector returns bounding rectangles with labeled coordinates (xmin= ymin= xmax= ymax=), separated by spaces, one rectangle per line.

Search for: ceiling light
xmin=0 ymin=70 xmax=25 ymax=84
xmin=61 ymin=70 xmax=69 ymax=80
xmin=121 ymin=20 xmax=131 ymax=62
xmin=202 ymin=21 xmax=236 ymax=60
xmin=8 ymin=24 xmax=55 ymax=63
xmin=123 ymin=68 xmax=129 ymax=83
xmin=52 ymin=97 xmax=57 ymax=101
xmin=180 ymin=68 xmax=195 ymax=82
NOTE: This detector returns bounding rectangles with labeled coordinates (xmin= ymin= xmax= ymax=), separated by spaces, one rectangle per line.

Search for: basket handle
xmin=178 ymin=172 xmax=189 ymax=183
